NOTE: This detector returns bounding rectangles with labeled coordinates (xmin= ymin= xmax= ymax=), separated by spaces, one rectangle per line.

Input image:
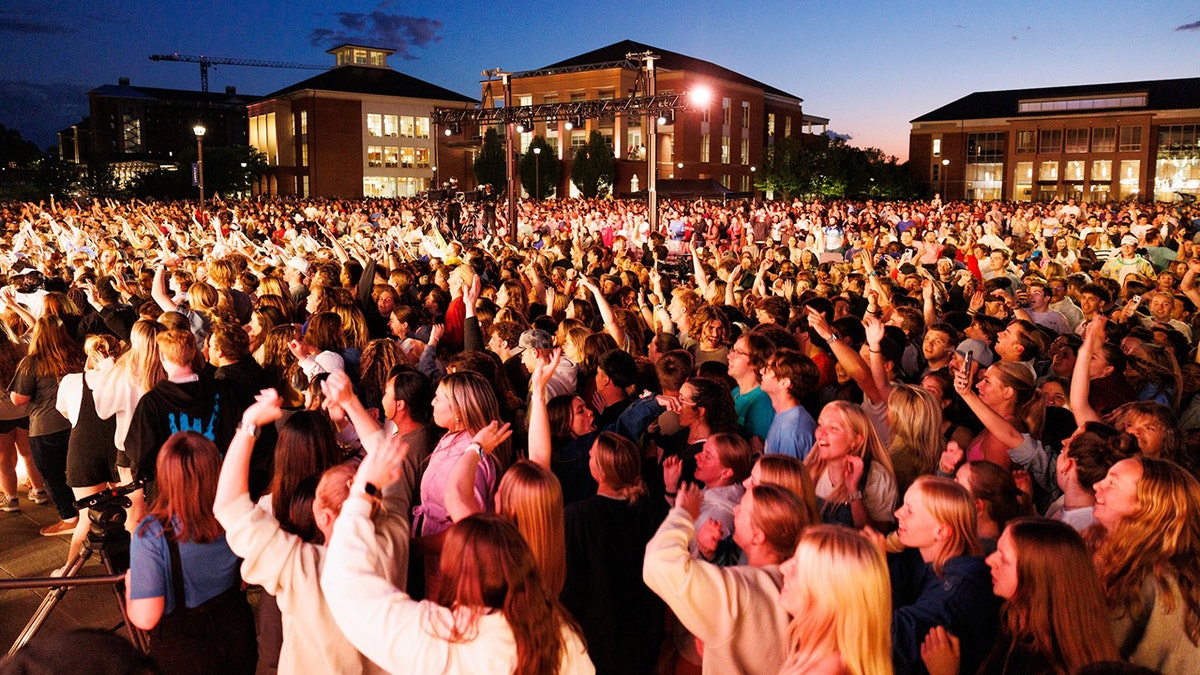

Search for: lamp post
xmin=533 ymin=146 xmax=541 ymax=200
xmin=193 ymin=124 xmax=207 ymax=209
xmin=941 ymin=158 xmax=950 ymax=200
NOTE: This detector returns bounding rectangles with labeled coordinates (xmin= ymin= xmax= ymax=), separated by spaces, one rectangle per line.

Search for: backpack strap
xmin=160 ymin=520 xmax=187 ymax=614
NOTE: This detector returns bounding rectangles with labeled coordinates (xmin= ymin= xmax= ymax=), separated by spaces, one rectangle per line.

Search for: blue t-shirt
xmin=764 ymin=405 xmax=816 ymax=460
xmin=129 ymin=516 xmax=241 ymax=614
xmin=732 ymin=385 xmax=775 ymax=443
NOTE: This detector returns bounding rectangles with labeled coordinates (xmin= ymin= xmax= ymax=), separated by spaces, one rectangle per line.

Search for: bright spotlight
xmin=688 ymin=86 xmax=713 ymax=107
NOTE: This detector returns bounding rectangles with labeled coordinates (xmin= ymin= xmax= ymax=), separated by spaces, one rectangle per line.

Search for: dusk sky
xmin=2 ymin=0 xmax=1198 ymax=162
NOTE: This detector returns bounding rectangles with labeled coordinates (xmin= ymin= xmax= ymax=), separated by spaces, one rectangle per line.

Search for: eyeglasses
xmin=730 ymin=348 xmax=750 ymax=357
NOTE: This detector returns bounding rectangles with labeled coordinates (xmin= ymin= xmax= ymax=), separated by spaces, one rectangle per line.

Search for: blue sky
xmin=1 ymin=0 xmax=1197 ymax=161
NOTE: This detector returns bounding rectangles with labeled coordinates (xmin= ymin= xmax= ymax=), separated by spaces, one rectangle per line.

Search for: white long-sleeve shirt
xmin=321 ymin=495 xmax=594 ymax=675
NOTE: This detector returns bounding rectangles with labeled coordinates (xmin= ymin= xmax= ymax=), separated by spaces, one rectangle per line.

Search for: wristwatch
xmin=466 ymin=442 xmax=485 ymax=461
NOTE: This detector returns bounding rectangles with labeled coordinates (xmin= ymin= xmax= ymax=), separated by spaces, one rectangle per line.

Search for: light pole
xmin=193 ymin=124 xmax=207 ymax=209
xmin=533 ymin=146 xmax=541 ymax=200
xmin=942 ymin=158 xmax=950 ymax=200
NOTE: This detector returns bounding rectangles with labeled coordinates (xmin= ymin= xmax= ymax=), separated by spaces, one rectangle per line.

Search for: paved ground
xmin=0 ymin=498 xmax=128 ymax=656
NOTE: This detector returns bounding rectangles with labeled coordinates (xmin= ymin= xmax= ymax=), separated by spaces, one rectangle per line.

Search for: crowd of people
xmin=1 ymin=191 xmax=1199 ymax=675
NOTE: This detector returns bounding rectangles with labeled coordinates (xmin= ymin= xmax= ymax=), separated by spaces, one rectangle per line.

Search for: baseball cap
xmin=516 ymin=329 xmax=555 ymax=353
xmin=1121 ymin=235 xmax=1138 ymax=247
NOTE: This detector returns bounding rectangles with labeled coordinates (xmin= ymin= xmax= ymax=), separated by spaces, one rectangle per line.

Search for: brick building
xmin=910 ymin=77 xmax=1200 ymax=203
xmin=247 ymin=45 xmax=477 ymax=198
xmin=498 ymin=40 xmax=826 ymax=197
xmin=83 ymin=78 xmax=258 ymax=184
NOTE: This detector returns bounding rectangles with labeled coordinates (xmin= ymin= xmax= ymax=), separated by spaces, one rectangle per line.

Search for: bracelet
xmin=466 ymin=442 xmax=485 ymax=461
xmin=352 ymin=481 xmax=381 ymax=500
xmin=869 ymin=348 xmax=882 ymax=354
xmin=237 ymin=420 xmax=260 ymax=439
xmin=665 ymin=490 xmax=678 ymax=498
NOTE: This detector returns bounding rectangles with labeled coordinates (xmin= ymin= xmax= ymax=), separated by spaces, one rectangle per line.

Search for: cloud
xmin=0 ymin=80 xmax=90 ymax=150
xmin=0 ymin=16 xmax=71 ymax=35
xmin=1176 ymin=20 xmax=1200 ymax=31
xmin=310 ymin=6 xmax=442 ymax=60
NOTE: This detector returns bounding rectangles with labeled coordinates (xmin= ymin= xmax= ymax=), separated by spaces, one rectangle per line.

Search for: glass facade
xmin=1155 ymin=124 xmax=1200 ymax=201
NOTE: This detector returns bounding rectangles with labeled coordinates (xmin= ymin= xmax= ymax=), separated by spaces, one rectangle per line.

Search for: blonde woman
xmin=886 ymin=384 xmax=944 ymax=497
xmin=95 ymin=320 xmax=167 ymax=530
xmin=56 ymin=334 xmax=122 ymax=567
xmin=447 ymin=456 xmax=566 ymax=599
xmin=779 ymin=525 xmax=893 ymax=675
xmin=806 ymin=400 xmax=897 ymax=530
xmin=886 ymin=476 xmax=1000 ymax=674
xmin=412 ymin=371 xmax=506 ymax=597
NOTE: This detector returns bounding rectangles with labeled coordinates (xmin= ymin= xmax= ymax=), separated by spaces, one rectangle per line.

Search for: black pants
xmin=30 ymin=429 xmax=73 ymax=521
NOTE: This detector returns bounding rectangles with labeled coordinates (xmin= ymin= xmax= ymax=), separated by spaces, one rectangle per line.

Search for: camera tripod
xmin=0 ymin=485 xmax=149 ymax=656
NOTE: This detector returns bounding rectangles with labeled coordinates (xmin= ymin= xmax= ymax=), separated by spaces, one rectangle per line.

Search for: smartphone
xmin=962 ymin=350 xmax=974 ymax=378
xmin=1129 ymin=294 xmax=1142 ymax=309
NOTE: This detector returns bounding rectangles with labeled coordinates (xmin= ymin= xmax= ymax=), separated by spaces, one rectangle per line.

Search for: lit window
xmin=932 ymin=138 xmax=942 ymax=157
xmin=400 ymin=147 xmax=415 ymax=168
xmin=367 ymin=114 xmax=383 ymax=137
xmin=384 ymin=115 xmax=399 ymax=137
xmin=367 ymin=146 xmax=383 ymax=168
xmin=384 ymin=147 xmax=398 ymax=168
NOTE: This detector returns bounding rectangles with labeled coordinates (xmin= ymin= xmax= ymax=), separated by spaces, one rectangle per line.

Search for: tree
xmin=755 ymin=134 xmax=919 ymax=200
xmin=571 ymin=131 xmax=615 ymax=198
xmin=127 ymin=145 xmax=266 ymax=201
xmin=519 ymin=135 xmax=560 ymax=200
xmin=474 ymin=127 xmax=507 ymax=192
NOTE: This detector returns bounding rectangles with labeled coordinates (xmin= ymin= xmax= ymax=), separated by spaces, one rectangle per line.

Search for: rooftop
xmin=534 ymin=39 xmax=803 ymax=103
xmin=89 ymin=82 xmax=260 ymax=105
xmin=265 ymin=65 xmax=476 ymax=103
xmin=911 ymin=76 xmax=1200 ymax=123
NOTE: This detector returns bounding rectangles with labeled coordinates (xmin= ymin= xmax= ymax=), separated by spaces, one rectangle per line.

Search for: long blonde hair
xmin=911 ymin=476 xmax=983 ymax=577
xmin=806 ymin=401 xmax=895 ymax=507
xmin=782 ymin=525 xmax=893 ymax=675
xmin=497 ymin=461 xmax=566 ymax=598
xmin=887 ymin=384 xmax=944 ymax=477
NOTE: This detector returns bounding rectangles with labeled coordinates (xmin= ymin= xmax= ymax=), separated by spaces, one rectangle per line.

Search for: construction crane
xmin=149 ymin=53 xmax=327 ymax=92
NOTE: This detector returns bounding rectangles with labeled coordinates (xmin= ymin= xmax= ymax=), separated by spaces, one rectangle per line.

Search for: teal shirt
xmin=732 ymin=385 xmax=775 ymax=442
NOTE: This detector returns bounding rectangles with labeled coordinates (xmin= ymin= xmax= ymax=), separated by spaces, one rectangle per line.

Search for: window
xmin=299 ymin=111 xmax=308 ymax=135
xmin=1155 ymin=125 xmax=1200 ymax=200
xmin=1065 ymin=160 xmax=1085 ymax=181
xmin=570 ymin=92 xmax=586 ymax=102
xmin=741 ymin=139 xmax=749 ymax=165
xmin=598 ymin=90 xmax=614 ymax=100
xmin=932 ymin=138 xmax=942 ymax=157
xmin=1091 ymin=160 xmax=1112 ymax=182
xmin=702 ymin=106 xmax=710 ymax=124
xmin=1017 ymin=93 xmax=1146 ymax=113
xmin=1065 ymin=128 xmax=1088 ymax=153
xmin=768 ymin=113 xmax=776 ymax=136
xmin=400 ymin=147 xmax=415 ymax=169
xmin=383 ymin=147 xmax=398 ymax=168
xmin=1039 ymin=129 xmax=1062 ymax=153
xmin=1118 ymin=159 xmax=1140 ymax=198
xmin=299 ymin=143 xmax=308 ymax=167
xmin=121 ymin=113 xmax=143 ymax=153
xmin=548 ymin=128 xmax=560 ymax=155
xmin=1119 ymin=126 xmax=1142 ymax=152
xmin=367 ymin=114 xmax=383 ymax=137
xmin=354 ymin=50 xmax=367 ymax=65
xmin=1014 ymin=161 xmax=1033 ymax=200
xmin=722 ymin=97 xmax=731 ymax=127
xmin=1091 ymin=127 xmax=1116 ymax=153
xmin=741 ymin=101 xmax=750 ymax=129
xmin=544 ymin=95 xmax=558 ymax=104
xmin=415 ymin=148 xmax=430 ymax=169
xmin=784 ymin=117 xmax=792 ymax=137
xmin=518 ymin=95 xmax=532 ymax=106
xmin=1016 ymin=130 xmax=1036 ymax=154
xmin=721 ymin=136 xmax=730 ymax=164
xmin=384 ymin=115 xmax=399 ymax=137
xmin=967 ymin=132 xmax=1005 ymax=163
xmin=370 ymin=52 xmax=386 ymax=67
xmin=1038 ymin=161 xmax=1059 ymax=181
xmin=571 ymin=131 xmax=587 ymax=152
xmin=931 ymin=162 xmax=941 ymax=181
xmin=399 ymin=116 xmax=415 ymax=138
xmin=367 ymin=146 xmax=383 ymax=167
xmin=700 ymin=134 xmax=710 ymax=163
xmin=741 ymin=175 xmax=750 ymax=192
xmin=416 ymin=118 xmax=430 ymax=139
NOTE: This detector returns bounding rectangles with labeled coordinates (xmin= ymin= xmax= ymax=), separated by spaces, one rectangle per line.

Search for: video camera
xmin=75 ymin=480 xmax=145 ymax=534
